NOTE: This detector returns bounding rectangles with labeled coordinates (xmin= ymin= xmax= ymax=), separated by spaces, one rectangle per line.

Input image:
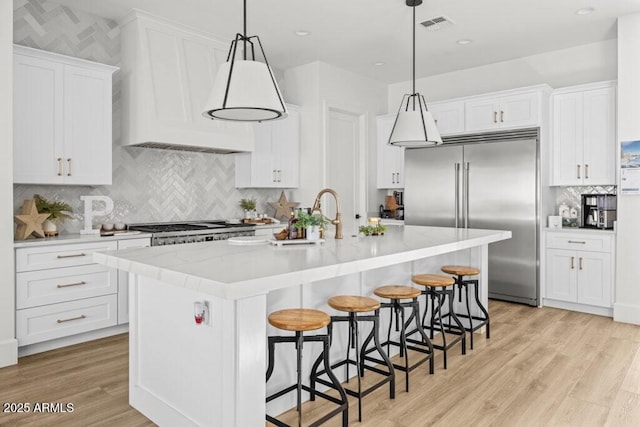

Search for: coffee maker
xmin=581 ymin=194 xmax=617 ymax=229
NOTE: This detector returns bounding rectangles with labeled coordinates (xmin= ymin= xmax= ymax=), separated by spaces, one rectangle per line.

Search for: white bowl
xmin=102 ymin=223 xmax=114 ymax=231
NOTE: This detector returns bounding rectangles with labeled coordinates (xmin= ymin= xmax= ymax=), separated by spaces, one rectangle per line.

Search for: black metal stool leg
xmin=321 ymin=334 xmax=349 ymax=427
xmin=447 ymin=288 xmax=466 ymax=355
xmin=462 ymin=278 xmax=474 ymax=349
xmin=266 ymin=336 xmax=276 ymax=382
xmin=296 ymin=331 xmax=303 ymax=427
xmin=472 ymin=279 xmax=490 ymax=339
xmin=410 ymin=298 xmax=434 ymax=374
xmin=371 ymin=309 xmax=395 ymax=399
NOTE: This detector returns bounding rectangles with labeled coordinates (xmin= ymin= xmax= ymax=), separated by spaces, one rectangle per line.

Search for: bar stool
xmin=410 ymin=274 xmax=466 ymax=369
xmin=310 ymin=295 xmax=395 ymax=422
xmin=365 ymin=285 xmax=434 ymax=393
xmin=266 ymin=308 xmax=348 ymax=427
xmin=441 ymin=265 xmax=489 ymax=350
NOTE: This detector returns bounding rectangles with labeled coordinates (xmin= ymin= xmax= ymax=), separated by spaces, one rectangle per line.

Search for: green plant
xmin=359 ymin=224 xmax=387 ymax=236
xmin=296 ymin=211 xmax=327 ymax=229
xmin=33 ymin=194 xmax=73 ymax=223
xmin=239 ymin=198 xmax=257 ymax=211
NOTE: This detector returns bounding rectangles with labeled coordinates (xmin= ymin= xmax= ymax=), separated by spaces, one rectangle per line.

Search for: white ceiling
xmin=53 ymin=0 xmax=640 ymax=84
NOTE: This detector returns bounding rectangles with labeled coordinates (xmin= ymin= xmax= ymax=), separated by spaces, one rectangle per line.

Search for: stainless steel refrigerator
xmin=404 ymin=129 xmax=539 ymax=306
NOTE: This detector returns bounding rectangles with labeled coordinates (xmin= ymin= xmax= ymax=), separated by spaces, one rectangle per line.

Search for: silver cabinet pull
xmin=277 ymin=170 xmax=282 ymax=182
xmin=57 ymin=253 xmax=87 ymax=259
xmin=57 ymin=281 xmax=86 ymax=289
xmin=577 ymin=164 xmax=581 ymax=179
xmin=397 ymin=172 xmax=400 ymax=183
xmin=57 ymin=157 xmax=63 ymax=176
xmin=57 ymin=314 xmax=86 ymax=324
xmin=567 ymin=240 xmax=586 ymax=244
xmin=585 ymin=164 xmax=589 ymax=179
xmin=571 ymin=256 xmax=575 ymax=269
xmin=500 ymin=110 xmax=505 ymax=122
xmin=67 ymin=158 xmax=72 ymax=176
xmin=493 ymin=111 xmax=498 ymax=123
xmin=579 ymin=257 xmax=583 ymax=270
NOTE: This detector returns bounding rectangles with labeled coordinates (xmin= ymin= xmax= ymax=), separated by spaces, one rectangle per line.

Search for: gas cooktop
xmin=127 ymin=220 xmax=254 ymax=234
xmin=127 ymin=220 xmax=256 ymax=246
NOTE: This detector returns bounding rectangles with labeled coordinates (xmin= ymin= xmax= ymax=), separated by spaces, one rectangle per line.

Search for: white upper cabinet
xmin=235 ymin=106 xmax=299 ymax=188
xmin=119 ymin=10 xmax=253 ymax=153
xmin=429 ymin=100 xmax=465 ymax=135
xmin=376 ymin=114 xmax=404 ymax=189
xmin=551 ymin=81 xmax=616 ymax=186
xmin=13 ymin=45 xmax=117 ymax=185
xmin=465 ymin=90 xmax=539 ymax=132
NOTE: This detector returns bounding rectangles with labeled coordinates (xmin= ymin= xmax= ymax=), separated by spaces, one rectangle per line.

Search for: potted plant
xmin=296 ymin=211 xmax=327 ymax=240
xmin=358 ymin=223 xmax=387 ymax=236
xmin=34 ymin=194 xmax=73 ymax=236
xmin=239 ymin=198 xmax=257 ymax=219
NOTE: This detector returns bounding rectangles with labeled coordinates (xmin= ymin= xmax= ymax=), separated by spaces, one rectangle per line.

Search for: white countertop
xmin=14 ymin=231 xmax=152 ymax=248
xmin=94 ymin=225 xmax=511 ymax=300
xmin=544 ymin=227 xmax=616 ymax=235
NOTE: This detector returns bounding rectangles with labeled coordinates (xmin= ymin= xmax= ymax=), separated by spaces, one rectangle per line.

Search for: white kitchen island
xmin=94 ymin=225 xmax=511 ymax=426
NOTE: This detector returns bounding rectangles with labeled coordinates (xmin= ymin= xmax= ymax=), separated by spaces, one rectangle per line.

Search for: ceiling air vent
xmin=420 ymin=16 xmax=455 ymax=31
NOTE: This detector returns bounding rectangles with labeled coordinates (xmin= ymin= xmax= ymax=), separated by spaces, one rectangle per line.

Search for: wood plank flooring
xmin=1 ymin=300 xmax=639 ymax=426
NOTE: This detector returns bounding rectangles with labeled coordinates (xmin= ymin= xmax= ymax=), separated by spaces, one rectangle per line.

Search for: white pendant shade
xmin=389 ymin=93 xmax=443 ymax=147
xmin=203 ymin=60 xmax=287 ymax=122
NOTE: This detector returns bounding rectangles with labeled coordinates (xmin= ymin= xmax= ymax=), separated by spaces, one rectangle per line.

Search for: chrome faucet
xmin=311 ymin=188 xmax=343 ymax=239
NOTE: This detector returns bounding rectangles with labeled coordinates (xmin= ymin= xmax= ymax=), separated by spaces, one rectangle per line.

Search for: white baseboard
xmin=614 ymin=302 xmax=640 ymax=325
xmin=542 ymin=299 xmax=613 ymax=317
xmin=0 ymin=338 xmax=18 ymax=367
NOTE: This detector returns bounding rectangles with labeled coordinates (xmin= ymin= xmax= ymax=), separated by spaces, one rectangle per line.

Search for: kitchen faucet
xmin=311 ymin=188 xmax=343 ymax=239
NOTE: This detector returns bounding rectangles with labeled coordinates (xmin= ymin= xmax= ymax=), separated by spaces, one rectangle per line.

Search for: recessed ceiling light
xmin=576 ymin=7 xmax=595 ymax=15
xmin=295 ymin=30 xmax=310 ymax=36
xmin=374 ymin=61 xmax=385 ymax=66
xmin=456 ymin=39 xmax=472 ymax=45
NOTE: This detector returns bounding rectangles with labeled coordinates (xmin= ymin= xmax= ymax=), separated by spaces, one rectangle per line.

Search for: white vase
xmin=43 ymin=219 xmax=58 ymax=236
xmin=306 ymin=226 xmax=320 ymax=240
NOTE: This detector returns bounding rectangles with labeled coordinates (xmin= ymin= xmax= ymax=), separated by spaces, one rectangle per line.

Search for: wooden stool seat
xmin=328 ymin=295 xmax=381 ymax=313
xmin=268 ymin=308 xmax=330 ymax=332
xmin=441 ymin=265 xmax=480 ymax=276
xmin=374 ymin=285 xmax=421 ymax=300
xmin=412 ymin=274 xmax=455 ymax=287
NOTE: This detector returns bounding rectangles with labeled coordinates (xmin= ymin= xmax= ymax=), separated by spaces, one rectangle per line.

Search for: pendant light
xmin=202 ymin=0 xmax=287 ymax=122
xmin=389 ymin=0 xmax=442 ymax=147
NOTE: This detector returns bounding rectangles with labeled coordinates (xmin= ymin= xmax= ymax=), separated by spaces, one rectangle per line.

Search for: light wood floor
xmin=1 ymin=300 xmax=639 ymax=426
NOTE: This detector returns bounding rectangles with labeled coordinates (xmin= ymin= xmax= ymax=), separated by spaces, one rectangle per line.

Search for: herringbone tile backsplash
xmin=13 ymin=0 xmax=284 ymax=231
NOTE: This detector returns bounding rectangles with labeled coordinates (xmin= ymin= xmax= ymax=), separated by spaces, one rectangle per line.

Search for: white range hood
xmin=119 ymin=10 xmax=254 ymax=154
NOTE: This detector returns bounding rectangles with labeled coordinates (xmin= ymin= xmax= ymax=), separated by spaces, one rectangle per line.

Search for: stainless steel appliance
xmin=404 ymin=128 xmax=539 ymax=306
xmin=581 ymin=194 xmax=617 ymax=229
xmin=127 ymin=220 xmax=256 ymax=246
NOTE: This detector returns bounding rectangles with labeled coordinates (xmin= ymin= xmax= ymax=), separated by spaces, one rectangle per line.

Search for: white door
xmin=325 ymin=108 xmax=364 ymax=237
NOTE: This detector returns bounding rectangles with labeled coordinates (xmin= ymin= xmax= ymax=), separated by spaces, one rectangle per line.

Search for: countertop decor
xmin=269 ymin=191 xmax=299 ymax=220
xmin=14 ymin=199 xmax=50 ymax=240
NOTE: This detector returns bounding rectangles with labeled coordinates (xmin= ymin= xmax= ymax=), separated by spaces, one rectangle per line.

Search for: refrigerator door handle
xmin=464 ymin=162 xmax=470 ymax=228
xmin=455 ymin=163 xmax=460 ymax=228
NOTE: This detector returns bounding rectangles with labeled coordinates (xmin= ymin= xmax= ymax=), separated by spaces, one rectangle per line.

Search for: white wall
xmin=388 ymin=40 xmax=617 ymax=112
xmin=614 ymin=13 xmax=640 ymax=325
xmin=0 ymin=0 xmax=17 ymax=367
xmin=284 ymin=61 xmax=387 ymax=215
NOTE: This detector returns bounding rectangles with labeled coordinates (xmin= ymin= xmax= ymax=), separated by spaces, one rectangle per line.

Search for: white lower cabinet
xmin=544 ymin=231 xmax=614 ymax=315
xmin=15 ymin=236 xmax=150 ymax=350
xmin=16 ymin=295 xmax=118 ymax=346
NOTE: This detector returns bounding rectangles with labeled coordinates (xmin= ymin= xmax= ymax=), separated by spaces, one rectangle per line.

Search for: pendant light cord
xmin=243 ymin=0 xmax=247 ymax=60
xmin=412 ymin=4 xmax=416 ymax=96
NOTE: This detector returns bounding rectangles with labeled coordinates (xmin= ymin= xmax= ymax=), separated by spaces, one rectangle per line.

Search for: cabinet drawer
xmin=16 ymin=241 xmax=118 ymax=272
xmin=16 ymin=264 xmax=117 ymax=309
xmin=546 ymin=232 xmax=612 ymax=252
xmin=16 ymin=294 xmax=117 ymax=346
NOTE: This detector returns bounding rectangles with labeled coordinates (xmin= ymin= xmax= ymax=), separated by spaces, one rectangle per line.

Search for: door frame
xmin=320 ymin=99 xmax=368 ymax=225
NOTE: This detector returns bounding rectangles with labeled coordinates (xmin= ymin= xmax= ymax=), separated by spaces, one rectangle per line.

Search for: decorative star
xmin=269 ymin=191 xmax=300 ymax=220
xmin=14 ymin=199 xmax=51 ymax=240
